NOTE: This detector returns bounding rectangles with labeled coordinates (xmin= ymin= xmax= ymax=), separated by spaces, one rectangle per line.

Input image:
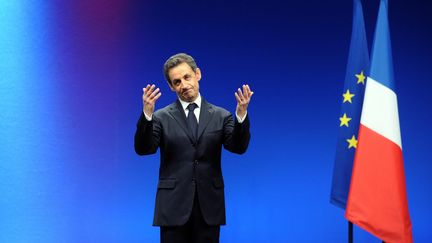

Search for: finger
xmin=153 ymin=92 xmax=162 ymax=102
xmin=236 ymin=90 xmax=246 ymax=104
xmin=146 ymin=84 xmax=155 ymax=94
xmin=234 ymin=92 xmax=242 ymax=103
xmin=145 ymin=84 xmax=156 ymax=97
xmin=242 ymin=85 xmax=249 ymax=99
xmin=245 ymin=85 xmax=254 ymax=100
xmin=246 ymin=84 xmax=252 ymax=96
xmin=143 ymin=84 xmax=151 ymax=94
xmin=237 ymin=88 xmax=245 ymax=101
xmin=149 ymin=88 xmax=160 ymax=100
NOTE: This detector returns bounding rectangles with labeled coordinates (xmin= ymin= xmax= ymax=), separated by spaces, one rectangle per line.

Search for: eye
xmin=185 ymin=75 xmax=191 ymax=80
xmin=173 ymin=79 xmax=180 ymax=86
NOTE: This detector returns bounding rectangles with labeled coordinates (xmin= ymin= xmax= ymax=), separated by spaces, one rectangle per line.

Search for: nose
xmin=179 ymin=79 xmax=187 ymax=89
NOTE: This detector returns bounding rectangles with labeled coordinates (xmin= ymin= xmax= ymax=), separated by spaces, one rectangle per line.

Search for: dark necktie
xmin=187 ymin=103 xmax=198 ymax=140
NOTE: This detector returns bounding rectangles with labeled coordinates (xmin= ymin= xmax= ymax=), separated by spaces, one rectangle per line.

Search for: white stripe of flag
xmin=360 ymin=77 xmax=402 ymax=149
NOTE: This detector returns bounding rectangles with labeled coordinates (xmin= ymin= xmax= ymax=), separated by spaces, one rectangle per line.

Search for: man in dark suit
xmin=134 ymin=53 xmax=253 ymax=243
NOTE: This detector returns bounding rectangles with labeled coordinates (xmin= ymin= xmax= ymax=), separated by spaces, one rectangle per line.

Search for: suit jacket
xmin=134 ymin=98 xmax=250 ymax=226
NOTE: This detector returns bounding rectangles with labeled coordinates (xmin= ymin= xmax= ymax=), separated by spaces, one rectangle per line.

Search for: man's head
xmin=163 ymin=53 xmax=201 ymax=102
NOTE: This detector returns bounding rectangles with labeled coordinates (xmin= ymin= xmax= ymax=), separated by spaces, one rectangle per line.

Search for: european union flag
xmin=330 ymin=0 xmax=370 ymax=209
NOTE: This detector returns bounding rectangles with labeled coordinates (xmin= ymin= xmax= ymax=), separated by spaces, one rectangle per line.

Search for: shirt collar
xmin=178 ymin=93 xmax=202 ymax=111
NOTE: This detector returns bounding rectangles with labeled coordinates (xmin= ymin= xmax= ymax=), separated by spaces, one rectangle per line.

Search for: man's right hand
xmin=143 ymin=84 xmax=162 ymax=118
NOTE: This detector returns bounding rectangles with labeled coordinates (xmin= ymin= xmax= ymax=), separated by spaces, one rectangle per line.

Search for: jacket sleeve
xmin=134 ymin=112 xmax=162 ymax=155
xmin=222 ymin=112 xmax=251 ymax=154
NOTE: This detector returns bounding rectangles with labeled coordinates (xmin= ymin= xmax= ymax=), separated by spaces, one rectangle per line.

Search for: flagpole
xmin=349 ymin=221 xmax=387 ymax=243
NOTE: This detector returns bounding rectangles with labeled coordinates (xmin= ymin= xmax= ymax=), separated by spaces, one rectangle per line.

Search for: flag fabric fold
xmin=330 ymin=0 xmax=369 ymax=209
xmin=345 ymin=1 xmax=413 ymax=242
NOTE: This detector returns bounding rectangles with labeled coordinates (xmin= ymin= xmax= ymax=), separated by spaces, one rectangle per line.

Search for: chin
xmin=183 ymin=94 xmax=196 ymax=102
xmin=181 ymin=96 xmax=192 ymax=102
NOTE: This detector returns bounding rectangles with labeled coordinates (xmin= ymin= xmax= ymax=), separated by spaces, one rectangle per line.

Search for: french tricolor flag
xmin=345 ymin=1 xmax=413 ymax=242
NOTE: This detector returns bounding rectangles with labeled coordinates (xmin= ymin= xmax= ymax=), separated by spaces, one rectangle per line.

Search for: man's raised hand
xmin=143 ymin=84 xmax=162 ymax=117
xmin=235 ymin=84 xmax=254 ymax=119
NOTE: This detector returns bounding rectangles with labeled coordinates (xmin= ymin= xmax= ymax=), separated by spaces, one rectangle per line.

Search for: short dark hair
xmin=163 ymin=53 xmax=198 ymax=83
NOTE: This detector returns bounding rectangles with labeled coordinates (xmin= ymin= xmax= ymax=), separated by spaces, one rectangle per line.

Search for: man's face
xmin=168 ymin=62 xmax=201 ymax=102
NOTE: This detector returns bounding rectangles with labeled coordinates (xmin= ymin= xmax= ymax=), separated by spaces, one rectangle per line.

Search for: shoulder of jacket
xmin=204 ymin=101 xmax=231 ymax=117
xmin=154 ymin=102 xmax=177 ymax=117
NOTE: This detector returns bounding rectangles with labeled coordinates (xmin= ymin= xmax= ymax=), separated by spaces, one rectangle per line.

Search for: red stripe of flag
xmin=346 ymin=124 xmax=412 ymax=243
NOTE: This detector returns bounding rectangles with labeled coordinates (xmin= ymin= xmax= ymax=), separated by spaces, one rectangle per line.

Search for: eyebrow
xmin=171 ymin=72 xmax=193 ymax=84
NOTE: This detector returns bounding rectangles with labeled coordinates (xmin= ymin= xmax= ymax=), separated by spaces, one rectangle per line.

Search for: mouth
xmin=182 ymin=89 xmax=191 ymax=95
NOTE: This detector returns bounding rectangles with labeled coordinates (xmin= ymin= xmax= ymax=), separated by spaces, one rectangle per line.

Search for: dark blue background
xmin=1 ymin=0 xmax=431 ymax=242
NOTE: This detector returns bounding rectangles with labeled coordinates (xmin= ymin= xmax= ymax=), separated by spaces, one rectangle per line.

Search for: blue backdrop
xmin=1 ymin=0 xmax=431 ymax=242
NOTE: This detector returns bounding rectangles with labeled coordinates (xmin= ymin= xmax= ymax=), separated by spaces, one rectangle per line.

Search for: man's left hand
xmin=235 ymin=84 xmax=254 ymax=119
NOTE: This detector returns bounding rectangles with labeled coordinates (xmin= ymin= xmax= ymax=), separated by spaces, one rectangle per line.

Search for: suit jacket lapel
xmin=168 ymin=100 xmax=195 ymax=143
xmin=197 ymin=98 xmax=215 ymax=142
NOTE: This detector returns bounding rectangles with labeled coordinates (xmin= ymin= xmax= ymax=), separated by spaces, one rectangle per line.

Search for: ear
xmin=195 ymin=68 xmax=201 ymax=82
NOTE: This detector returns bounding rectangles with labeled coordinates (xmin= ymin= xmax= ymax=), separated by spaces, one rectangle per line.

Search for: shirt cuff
xmin=144 ymin=111 xmax=153 ymax=121
xmin=235 ymin=111 xmax=247 ymax=123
